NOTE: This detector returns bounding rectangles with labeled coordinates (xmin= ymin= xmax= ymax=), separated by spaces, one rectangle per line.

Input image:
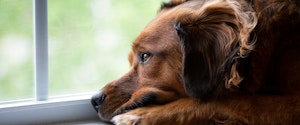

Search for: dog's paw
xmin=111 ymin=106 xmax=167 ymax=125
xmin=111 ymin=114 xmax=140 ymax=125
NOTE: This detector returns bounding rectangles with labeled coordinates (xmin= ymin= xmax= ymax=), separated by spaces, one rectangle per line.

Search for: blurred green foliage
xmin=0 ymin=0 xmax=164 ymax=101
xmin=0 ymin=0 xmax=33 ymax=101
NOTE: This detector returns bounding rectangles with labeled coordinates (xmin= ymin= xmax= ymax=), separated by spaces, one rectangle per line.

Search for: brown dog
xmin=91 ymin=0 xmax=300 ymax=124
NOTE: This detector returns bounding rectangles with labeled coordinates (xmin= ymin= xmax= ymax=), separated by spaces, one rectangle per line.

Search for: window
xmin=48 ymin=0 xmax=165 ymax=96
xmin=0 ymin=0 xmax=163 ymax=101
xmin=0 ymin=0 xmax=164 ymax=124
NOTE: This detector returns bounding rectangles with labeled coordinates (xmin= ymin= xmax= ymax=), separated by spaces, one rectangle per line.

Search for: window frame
xmin=0 ymin=0 xmax=100 ymax=124
xmin=34 ymin=0 xmax=48 ymax=101
xmin=0 ymin=93 xmax=99 ymax=124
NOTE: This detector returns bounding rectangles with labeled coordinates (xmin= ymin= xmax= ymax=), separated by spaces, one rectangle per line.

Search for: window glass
xmin=48 ymin=0 xmax=163 ymax=96
xmin=0 ymin=0 xmax=33 ymax=101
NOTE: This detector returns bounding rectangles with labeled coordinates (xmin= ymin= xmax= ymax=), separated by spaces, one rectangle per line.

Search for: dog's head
xmin=91 ymin=0 xmax=257 ymax=121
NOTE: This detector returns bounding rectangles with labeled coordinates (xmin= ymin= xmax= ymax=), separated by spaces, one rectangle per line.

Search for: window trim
xmin=34 ymin=0 xmax=48 ymax=101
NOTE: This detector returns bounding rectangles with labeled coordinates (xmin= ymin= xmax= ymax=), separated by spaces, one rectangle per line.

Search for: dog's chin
xmin=96 ymin=108 xmax=124 ymax=123
xmin=97 ymin=112 xmax=113 ymax=123
xmin=112 ymin=102 xmax=144 ymax=118
xmin=94 ymin=101 xmax=142 ymax=123
xmin=111 ymin=93 xmax=157 ymax=119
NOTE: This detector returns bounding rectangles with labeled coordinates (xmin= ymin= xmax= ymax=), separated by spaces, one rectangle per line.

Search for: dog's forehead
xmin=132 ymin=1 xmax=206 ymax=53
xmin=132 ymin=16 xmax=177 ymax=53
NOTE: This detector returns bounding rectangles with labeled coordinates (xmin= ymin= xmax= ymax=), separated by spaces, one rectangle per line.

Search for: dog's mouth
xmin=112 ymin=92 xmax=157 ymax=117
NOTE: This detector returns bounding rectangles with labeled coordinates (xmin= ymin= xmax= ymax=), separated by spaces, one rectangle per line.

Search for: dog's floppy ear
xmin=175 ymin=0 xmax=257 ymax=99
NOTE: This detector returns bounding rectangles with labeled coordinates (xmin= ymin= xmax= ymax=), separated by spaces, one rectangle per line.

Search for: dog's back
xmin=242 ymin=0 xmax=300 ymax=94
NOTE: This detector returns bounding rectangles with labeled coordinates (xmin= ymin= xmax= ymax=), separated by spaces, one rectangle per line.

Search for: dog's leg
xmin=112 ymin=98 xmax=247 ymax=125
xmin=112 ymin=95 xmax=300 ymax=125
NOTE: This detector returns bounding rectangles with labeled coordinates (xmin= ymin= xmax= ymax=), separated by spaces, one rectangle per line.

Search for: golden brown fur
xmin=91 ymin=0 xmax=300 ymax=124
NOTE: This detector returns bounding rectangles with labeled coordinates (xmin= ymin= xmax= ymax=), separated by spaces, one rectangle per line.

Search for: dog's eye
xmin=139 ymin=52 xmax=152 ymax=64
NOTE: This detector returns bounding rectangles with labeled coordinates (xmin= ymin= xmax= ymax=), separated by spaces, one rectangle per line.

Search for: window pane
xmin=48 ymin=0 xmax=163 ymax=96
xmin=0 ymin=0 xmax=33 ymax=101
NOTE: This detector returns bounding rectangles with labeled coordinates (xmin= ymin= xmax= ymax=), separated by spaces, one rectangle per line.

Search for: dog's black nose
xmin=91 ymin=92 xmax=106 ymax=112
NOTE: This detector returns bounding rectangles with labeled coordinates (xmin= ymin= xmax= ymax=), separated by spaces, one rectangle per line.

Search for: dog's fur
xmin=91 ymin=0 xmax=300 ymax=124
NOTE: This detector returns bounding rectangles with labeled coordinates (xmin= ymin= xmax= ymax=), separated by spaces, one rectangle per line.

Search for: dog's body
xmin=91 ymin=0 xmax=300 ymax=124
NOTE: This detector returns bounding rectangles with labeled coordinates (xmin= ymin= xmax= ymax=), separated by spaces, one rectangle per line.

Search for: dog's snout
xmin=91 ymin=92 xmax=106 ymax=112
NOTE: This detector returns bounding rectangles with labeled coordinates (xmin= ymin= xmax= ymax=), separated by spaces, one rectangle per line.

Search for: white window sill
xmin=52 ymin=120 xmax=110 ymax=125
xmin=0 ymin=93 xmax=109 ymax=125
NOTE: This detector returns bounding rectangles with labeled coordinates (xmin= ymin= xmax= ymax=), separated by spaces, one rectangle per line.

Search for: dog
xmin=91 ymin=0 xmax=300 ymax=124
